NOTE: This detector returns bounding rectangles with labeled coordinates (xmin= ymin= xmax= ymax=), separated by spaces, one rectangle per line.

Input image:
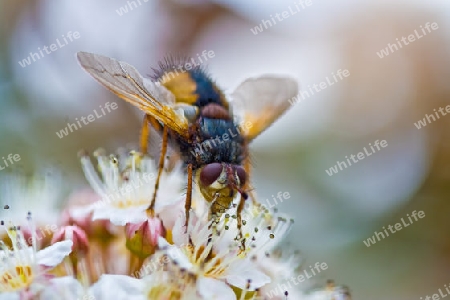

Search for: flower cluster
xmin=0 ymin=148 xmax=351 ymax=299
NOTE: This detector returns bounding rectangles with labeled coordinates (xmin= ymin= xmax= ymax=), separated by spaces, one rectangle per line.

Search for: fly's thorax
xmin=186 ymin=115 xmax=244 ymax=167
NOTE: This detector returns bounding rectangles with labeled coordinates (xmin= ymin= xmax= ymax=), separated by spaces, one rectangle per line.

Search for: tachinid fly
xmin=76 ymin=52 xmax=298 ymax=235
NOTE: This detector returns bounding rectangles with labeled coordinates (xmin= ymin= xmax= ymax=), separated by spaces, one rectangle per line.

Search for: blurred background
xmin=1 ymin=0 xmax=450 ymax=299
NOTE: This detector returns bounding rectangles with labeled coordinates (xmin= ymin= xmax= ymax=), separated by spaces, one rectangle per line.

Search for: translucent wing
xmin=230 ymin=75 xmax=298 ymax=141
xmin=76 ymin=52 xmax=189 ymax=139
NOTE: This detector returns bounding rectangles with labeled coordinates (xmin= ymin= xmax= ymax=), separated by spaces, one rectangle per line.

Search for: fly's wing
xmin=230 ymin=75 xmax=298 ymax=141
xmin=76 ymin=52 xmax=189 ymax=139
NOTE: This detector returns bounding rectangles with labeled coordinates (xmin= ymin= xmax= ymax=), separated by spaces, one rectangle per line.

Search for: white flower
xmin=90 ymin=274 xmax=146 ymax=300
xmin=0 ymin=170 xmax=63 ymax=242
xmin=78 ymin=149 xmax=185 ymax=226
xmin=231 ymin=200 xmax=302 ymax=299
xmin=255 ymin=250 xmax=304 ymax=300
xmin=39 ymin=276 xmax=91 ymax=300
xmin=0 ymin=217 xmax=72 ymax=296
xmin=89 ymin=271 xmax=199 ymax=300
xmin=238 ymin=200 xmax=294 ymax=258
xmin=304 ymin=282 xmax=352 ymax=300
xmin=158 ymin=206 xmax=272 ymax=299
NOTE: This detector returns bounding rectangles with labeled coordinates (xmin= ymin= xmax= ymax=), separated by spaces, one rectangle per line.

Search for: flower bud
xmin=51 ymin=225 xmax=89 ymax=257
xmin=125 ymin=217 xmax=165 ymax=259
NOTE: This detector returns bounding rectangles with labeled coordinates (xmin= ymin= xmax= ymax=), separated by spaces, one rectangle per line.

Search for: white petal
xmin=37 ymin=240 xmax=73 ymax=267
xmin=170 ymin=210 xmax=189 ymax=246
xmin=157 ymin=196 xmax=184 ymax=230
xmin=303 ymin=291 xmax=331 ymax=300
xmin=0 ymin=247 xmax=33 ymax=267
xmin=154 ymin=193 xmax=184 ymax=212
xmin=90 ymin=275 xmax=145 ymax=300
xmin=197 ymin=277 xmax=236 ymax=300
xmin=304 ymin=290 xmax=349 ymax=300
xmin=69 ymin=204 xmax=96 ymax=219
xmin=225 ymin=260 xmax=271 ymax=290
xmin=157 ymin=236 xmax=170 ymax=248
xmin=0 ymin=293 xmax=19 ymax=300
xmin=92 ymin=206 xmax=147 ymax=226
xmin=40 ymin=276 xmax=84 ymax=300
xmin=157 ymin=237 xmax=193 ymax=270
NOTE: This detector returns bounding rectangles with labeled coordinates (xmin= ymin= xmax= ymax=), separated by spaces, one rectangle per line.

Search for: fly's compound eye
xmin=235 ymin=166 xmax=247 ymax=186
xmin=200 ymin=163 xmax=223 ymax=186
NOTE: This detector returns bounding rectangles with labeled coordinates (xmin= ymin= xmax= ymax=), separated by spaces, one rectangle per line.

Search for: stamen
xmin=27 ymin=212 xmax=37 ymax=255
xmin=80 ymin=156 xmax=108 ymax=199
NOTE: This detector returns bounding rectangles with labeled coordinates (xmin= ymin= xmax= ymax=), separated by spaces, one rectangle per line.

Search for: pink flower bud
xmin=125 ymin=217 xmax=165 ymax=258
xmin=51 ymin=225 xmax=89 ymax=257
xmin=61 ymin=209 xmax=116 ymax=240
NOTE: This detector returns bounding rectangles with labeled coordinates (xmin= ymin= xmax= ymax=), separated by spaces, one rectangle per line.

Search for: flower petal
xmin=90 ymin=275 xmax=145 ymax=300
xmin=197 ymin=277 xmax=236 ymax=300
xmin=157 ymin=237 xmax=193 ymax=270
xmin=37 ymin=240 xmax=73 ymax=267
xmin=170 ymin=209 xmax=189 ymax=246
xmin=92 ymin=206 xmax=148 ymax=226
xmin=157 ymin=195 xmax=184 ymax=230
xmin=225 ymin=260 xmax=271 ymax=290
xmin=69 ymin=203 xmax=96 ymax=219
xmin=40 ymin=276 xmax=84 ymax=300
xmin=154 ymin=192 xmax=184 ymax=212
xmin=0 ymin=293 xmax=19 ymax=300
